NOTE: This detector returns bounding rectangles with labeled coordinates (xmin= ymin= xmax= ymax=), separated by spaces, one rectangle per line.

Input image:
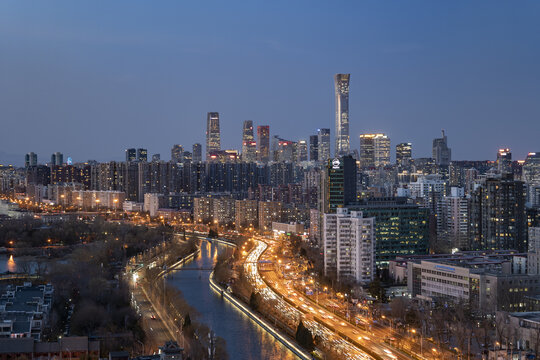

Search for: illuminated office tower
xmin=497 ymin=148 xmax=512 ymax=174
xmin=374 ymin=134 xmax=390 ymax=167
xmin=359 ymin=133 xmax=390 ymax=168
xmin=125 ymin=148 xmax=137 ymax=162
xmin=359 ymin=134 xmax=375 ymax=168
xmin=334 ymin=74 xmax=350 ymax=157
xmin=318 ymin=128 xmax=331 ymax=162
xmin=206 ymin=112 xmax=221 ymax=160
xmin=432 ymin=130 xmax=451 ymax=166
xmin=171 ymin=145 xmax=184 ymax=163
xmin=296 ymin=140 xmax=308 ymax=162
xmin=309 ymin=135 xmax=318 ymax=162
xmin=242 ymin=120 xmax=257 ymax=162
xmin=396 ymin=143 xmax=412 ymax=168
xmin=137 ymin=148 xmax=148 ymax=162
xmin=257 ymin=125 xmax=270 ymax=162
xmin=192 ymin=143 xmax=202 ymax=163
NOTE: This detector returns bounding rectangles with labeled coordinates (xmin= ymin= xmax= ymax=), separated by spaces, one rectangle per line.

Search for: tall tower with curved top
xmin=334 ymin=74 xmax=350 ymax=157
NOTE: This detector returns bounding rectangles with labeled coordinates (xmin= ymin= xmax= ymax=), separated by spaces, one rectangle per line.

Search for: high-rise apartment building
xmin=125 ymin=148 xmax=137 ymax=162
xmin=408 ymin=174 xmax=447 ymax=213
xmin=257 ymin=125 xmax=270 ymax=163
xmin=432 ymin=130 xmax=451 ymax=166
xmin=206 ymin=112 xmax=221 ymax=160
xmin=323 ymin=208 xmax=375 ymax=284
xmin=259 ymin=200 xmax=282 ymax=231
xmin=396 ymin=143 xmax=412 ymax=168
xmin=524 ymin=152 xmax=540 ymax=207
xmin=171 ymin=145 xmax=184 ymax=163
xmin=334 ymin=74 xmax=350 ymax=157
xmin=235 ymin=199 xmax=258 ymax=230
xmin=309 ymin=135 xmax=319 ymax=162
xmin=359 ymin=134 xmax=390 ymax=168
xmin=318 ymin=128 xmax=331 ymax=162
xmin=192 ymin=143 xmax=202 ymax=163
xmin=25 ymin=152 xmax=37 ymax=168
xmin=241 ymin=120 xmax=257 ymax=162
xmin=470 ymin=175 xmax=527 ymax=252
xmin=436 ymin=187 xmax=469 ymax=250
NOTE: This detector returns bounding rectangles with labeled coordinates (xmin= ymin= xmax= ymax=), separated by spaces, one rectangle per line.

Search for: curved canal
xmin=166 ymin=238 xmax=298 ymax=360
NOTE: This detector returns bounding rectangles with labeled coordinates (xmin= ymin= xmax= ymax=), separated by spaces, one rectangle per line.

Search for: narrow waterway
xmin=167 ymin=238 xmax=298 ymax=360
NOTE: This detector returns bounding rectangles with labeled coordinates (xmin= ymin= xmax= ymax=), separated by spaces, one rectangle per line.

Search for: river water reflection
xmin=167 ymin=239 xmax=298 ymax=360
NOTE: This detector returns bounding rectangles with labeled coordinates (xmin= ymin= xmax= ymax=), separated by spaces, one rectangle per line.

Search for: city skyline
xmin=1 ymin=1 xmax=540 ymax=165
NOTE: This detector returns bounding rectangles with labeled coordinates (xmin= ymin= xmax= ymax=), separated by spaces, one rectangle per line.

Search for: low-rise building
xmin=271 ymin=222 xmax=305 ymax=235
xmin=0 ymin=283 xmax=53 ymax=340
xmin=404 ymin=251 xmax=540 ymax=313
xmin=0 ymin=336 xmax=99 ymax=360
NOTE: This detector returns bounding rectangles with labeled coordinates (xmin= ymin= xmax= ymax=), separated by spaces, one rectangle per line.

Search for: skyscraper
xmin=325 ymin=155 xmax=357 ymax=213
xmin=257 ymin=125 xmax=270 ymax=163
xmin=318 ymin=128 xmax=331 ymax=162
xmin=497 ymin=148 xmax=512 ymax=174
xmin=51 ymin=152 xmax=63 ymax=166
xmin=359 ymin=134 xmax=375 ymax=168
xmin=359 ymin=134 xmax=390 ymax=168
xmin=125 ymin=148 xmax=136 ymax=162
xmin=432 ymin=130 xmax=451 ymax=166
xmin=242 ymin=120 xmax=257 ymax=162
xmin=396 ymin=143 xmax=412 ymax=168
xmin=334 ymin=74 xmax=350 ymax=157
xmin=470 ymin=174 xmax=527 ymax=252
xmin=25 ymin=152 xmax=37 ymax=167
xmin=206 ymin=112 xmax=221 ymax=160
xmin=242 ymin=120 xmax=254 ymax=147
xmin=192 ymin=143 xmax=202 ymax=163
xmin=171 ymin=145 xmax=184 ymax=163
xmin=137 ymin=148 xmax=148 ymax=162
xmin=309 ymin=135 xmax=319 ymax=162
xmin=296 ymin=140 xmax=308 ymax=162
xmin=374 ymin=134 xmax=390 ymax=167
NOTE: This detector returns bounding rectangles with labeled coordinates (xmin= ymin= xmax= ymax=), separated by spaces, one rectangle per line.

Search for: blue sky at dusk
xmin=1 ymin=1 xmax=539 ymax=165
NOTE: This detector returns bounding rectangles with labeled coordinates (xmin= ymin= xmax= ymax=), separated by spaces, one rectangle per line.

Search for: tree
xmin=249 ymin=292 xmax=261 ymax=311
xmin=183 ymin=313 xmax=191 ymax=329
xmin=295 ymin=320 xmax=314 ymax=351
xmin=368 ymin=279 xmax=387 ymax=302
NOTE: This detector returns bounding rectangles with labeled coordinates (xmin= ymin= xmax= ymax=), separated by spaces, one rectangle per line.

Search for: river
xmin=167 ymin=239 xmax=298 ymax=360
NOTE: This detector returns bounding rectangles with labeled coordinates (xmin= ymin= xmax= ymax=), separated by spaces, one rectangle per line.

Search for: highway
xmin=248 ymin=236 xmax=428 ymax=360
xmin=244 ymin=238 xmax=383 ymax=360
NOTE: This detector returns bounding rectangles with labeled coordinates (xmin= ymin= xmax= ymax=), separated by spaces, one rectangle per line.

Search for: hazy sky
xmin=1 ymin=1 xmax=539 ymax=165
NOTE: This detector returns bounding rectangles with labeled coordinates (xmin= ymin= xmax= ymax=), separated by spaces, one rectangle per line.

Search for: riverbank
xmin=133 ymin=236 xmax=229 ymax=359
xmin=209 ymin=271 xmax=312 ymax=360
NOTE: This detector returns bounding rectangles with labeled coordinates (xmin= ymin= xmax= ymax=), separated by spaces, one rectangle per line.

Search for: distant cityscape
xmin=1 ymin=73 xmax=540 ymax=360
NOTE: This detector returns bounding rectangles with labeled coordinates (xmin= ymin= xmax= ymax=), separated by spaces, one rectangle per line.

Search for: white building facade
xmin=323 ymin=208 xmax=375 ymax=284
